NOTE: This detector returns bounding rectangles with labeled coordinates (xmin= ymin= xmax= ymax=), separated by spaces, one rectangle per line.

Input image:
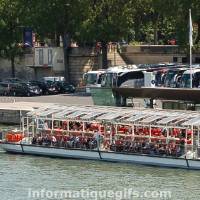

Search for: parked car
xmin=30 ymin=80 xmax=60 ymax=95
xmin=4 ymin=78 xmax=23 ymax=83
xmin=0 ymin=83 xmax=10 ymax=95
xmin=21 ymin=82 xmax=42 ymax=96
xmin=54 ymin=81 xmax=75 ymax=93
xmin=28 ymin=81 xmax=48 ymax=95
xmin=8 ymin=83 xmax=30 ymax=96
xmin=45 ymin=81 xmax=59 ymax=94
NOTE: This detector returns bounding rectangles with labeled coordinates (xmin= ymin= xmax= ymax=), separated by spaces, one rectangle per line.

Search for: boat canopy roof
xmin=26 ymin=104 xmax=200 ymax=127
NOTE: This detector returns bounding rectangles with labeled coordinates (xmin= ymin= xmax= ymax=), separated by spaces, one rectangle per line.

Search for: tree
xmin=0 ymin=0 xmax=27 ymax=77
xmin=26 ymin=0 xmax=88 ymax=82
xmin=81 ymin=0 xmax=134 ymax=69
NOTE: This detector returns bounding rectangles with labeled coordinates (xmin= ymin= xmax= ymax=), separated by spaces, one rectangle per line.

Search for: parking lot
xmin=0 ymin=93 xmax=93 ymax=105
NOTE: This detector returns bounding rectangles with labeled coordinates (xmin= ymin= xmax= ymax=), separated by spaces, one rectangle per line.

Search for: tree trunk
xmin=153 ymin=14 xmax=159 ymax=45
xmin=55 ymin=32 xmax=60 ymax=47
xmin=101 ymin=41 xmax=108 ymax=69
xmin=62 ymin=33 xmax=70 ymax=83
xmin=11 ymin=56 xmax=15 ymax=78
xmin=134 ymin=16 xmax=141 ymax=41
xmin=154 ymin=25 xmax=158 ymax=45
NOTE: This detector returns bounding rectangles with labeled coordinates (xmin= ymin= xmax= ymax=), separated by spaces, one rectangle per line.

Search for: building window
xmin=48 ymin=49 xmax=53 ymax=65
xmin=182 ymin=57 xmax=187 ymax=63
xmin=173 ymin=57 xmax=178 ymax=62
xmin=39 ymin=49 xmax=43 ymax=65
xmin=195 ymin=57 xmax=200 ymax=63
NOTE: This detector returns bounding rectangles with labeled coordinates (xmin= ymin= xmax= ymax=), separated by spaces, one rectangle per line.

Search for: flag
xmin=189 ymin=9 xmax=193 ymax=47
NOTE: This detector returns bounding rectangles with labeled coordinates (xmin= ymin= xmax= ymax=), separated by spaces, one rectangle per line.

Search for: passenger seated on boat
xmin=142 ymin=141 xmax=151 ymax=154
xmin=43 ymin=135 xmax=51 ymax=146
xmin=44 ymin=121 xmax=49 ymax=130
xmin=82 ymin=136 xmax=90 ymax=149
xmin=153 ymin=144 xmax=160 ymax=155
xmin=37 ymin=136 xmax=43 ymax=145
xmin=158 ymin=145 xmax=166 ymax=155
xmin=62 ymin=135 xmax=69 ymax=147
xmin=89 ymin=137 xmax=97 ymax=149
xmin=32 ymin=136 xmax=37 ymax=145
xmin=62 ymin=121 xmax=68 ymax=130
xmin=74 ymin=136 xmax=80 ymax=148
xmin=175 ymin=145 xmax=182 ymax=157
xmin=143 ymin=128 xmax=149 ymax=136
xmin=51 ymin=135 xmax=57 ymax=146
xmin=123 ymin=140 xmax=131 ymax=151
xmin=165 ymin=145 xmax=172 ymax=156
xmin=172 ymin=128 xmax=181 ymax=137
xmin=66 ymin=136 xmax=76 ymax=148
xmin=103 ymin=139 xmax=110 ymax=150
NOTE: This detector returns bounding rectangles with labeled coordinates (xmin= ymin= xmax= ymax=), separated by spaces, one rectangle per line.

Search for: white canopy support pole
xmin=189 ymin=8 xmax=193 ymax=88
xmin=149 ymin=125 xmax=151 ymax=143
xmin=32 ymin=117 xmax=35 ymax=137
xmin=186 ymin=127 xmax=188 ymax=153
xmin=166 ymin=127 xmax=169 ymax=144
xmin=27 ymin=117 xmax=29 ymax=137
xmin=35 ymin=116 xmax=38 ymax=136
xmin=132 ymin=124 xmax=135 ymax=141
xmin=198 ymin=126 xmax=200 ymax=147
xmin=82 ymin=121 xmax=85 ymax=137
xmin=191 ymin=125 xmax=194 ymax=146
xmin=191 ymin=125 xmax=194 ymax=156
xmin=19 ymin=110 xmax=22 ymax=131
xmin=189 ymin=45 xmax=193 ymax=89
xmin=67 ymin=120 xmax=69 ymax=135
xmin=51 ymin=114 xmax=54 ymax=135
xmin=22 ymin=117 xmax=24 ymax=135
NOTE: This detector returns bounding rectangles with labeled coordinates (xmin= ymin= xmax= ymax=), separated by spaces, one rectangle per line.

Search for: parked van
xmin=42 ymin=76 xmax=65 ymax=82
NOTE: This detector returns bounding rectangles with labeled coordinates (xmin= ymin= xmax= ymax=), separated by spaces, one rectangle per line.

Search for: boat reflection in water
xmin=2 ymin=105 xmax=200 ymax=169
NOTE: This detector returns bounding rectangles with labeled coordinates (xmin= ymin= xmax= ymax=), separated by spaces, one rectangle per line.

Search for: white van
xmin=42 ymin=76 xmax=65 ymax=82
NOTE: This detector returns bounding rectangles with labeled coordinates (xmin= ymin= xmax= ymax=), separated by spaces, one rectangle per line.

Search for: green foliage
xmin=79 ymin=0 xmax=134 ymax=43
xmin=25 ymin=0 xmax=88 ymax=43
xmin=0 ymin=0 xmax=25 ymax=58
xmin=1 ymin=0 xmax=200 ymax=72
xmin=0 ymin=0 xmax=29 ymax=77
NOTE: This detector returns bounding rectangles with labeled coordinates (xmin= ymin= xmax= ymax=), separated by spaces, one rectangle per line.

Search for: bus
xmin=164 ymin=67 xmax=188 ymax=88
xmin=100 ymin=65 xmax=144 ymax=88
xmin=138 ymin=63 xmax=176 ymax=86
xmin=83 ymin=70 xmax=105 ymax=93
xmin=180 ymin=68 xmax=200 ymax=88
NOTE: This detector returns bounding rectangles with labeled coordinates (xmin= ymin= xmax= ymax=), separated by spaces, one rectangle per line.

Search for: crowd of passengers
xmin=31 ymin=133 xmax=185 ymax=157
xmin=32 ymin=134 xmax=99 ymax=150
xmin=110 ymin=138 xmax=185 ymax=157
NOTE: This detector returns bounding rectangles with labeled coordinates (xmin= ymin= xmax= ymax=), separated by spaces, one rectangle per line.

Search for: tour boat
xmin=2 ymin=104 xmax=200 ymax=169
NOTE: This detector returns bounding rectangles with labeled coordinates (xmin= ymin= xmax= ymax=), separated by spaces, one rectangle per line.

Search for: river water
xmin=0 ymin=125 xmax=200 ymax=200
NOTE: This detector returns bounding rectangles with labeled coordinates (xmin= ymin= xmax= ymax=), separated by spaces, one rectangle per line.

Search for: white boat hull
xmin=2 ymin=143 xmax=200 ymax=170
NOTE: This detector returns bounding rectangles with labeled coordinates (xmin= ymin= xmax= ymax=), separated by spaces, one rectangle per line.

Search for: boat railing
xmin=27 ymin=134 xmax=197 ymax=158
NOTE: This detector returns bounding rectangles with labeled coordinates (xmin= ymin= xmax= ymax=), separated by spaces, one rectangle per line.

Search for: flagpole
xmin=190 ymin=39 xmax=192 ymax=88
xmin=189 ymin=9 xmax=193 ymax=89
